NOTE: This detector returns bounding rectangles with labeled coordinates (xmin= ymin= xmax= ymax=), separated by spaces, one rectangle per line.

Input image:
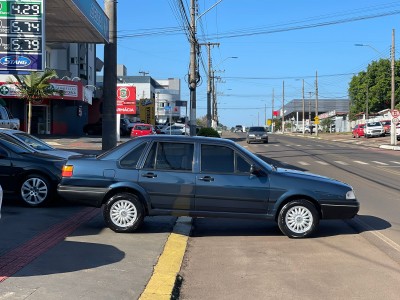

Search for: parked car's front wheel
xmin=20 ymin=174 xmax=52 ymax=207
xmin=277 ymin=199 xmax=319 ymax=238
xmin=103 ymin=193 xmax=144 ymax=233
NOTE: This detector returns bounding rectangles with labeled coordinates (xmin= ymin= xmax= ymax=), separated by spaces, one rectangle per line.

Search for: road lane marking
xmin=316 ymin=161 xmax=329 ymax=165
xmin=354 ymin=218 xmax=400 ymax=253
xmin=372 ymin=161 xmax=388 ymax=165
xmin=390 ymin=161 xmax=400 ymax=165
xmin=354 ymin=160 xmax=368 ymax=165
xmin=298 ymin=161 xmax=310 ymax=165
xmin=334 ymin=161 xmax=349 ymax=165
xmin=139 ymin=216 xmax=192 ymax=300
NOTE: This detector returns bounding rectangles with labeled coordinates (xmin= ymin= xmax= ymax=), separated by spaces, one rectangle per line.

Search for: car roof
xmin=134 ymin=134 xmax=235 ymax=145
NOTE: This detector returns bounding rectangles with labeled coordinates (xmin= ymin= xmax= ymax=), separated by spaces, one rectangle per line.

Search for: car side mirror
xmin=250 ymin=164 xmax=263 ymax=176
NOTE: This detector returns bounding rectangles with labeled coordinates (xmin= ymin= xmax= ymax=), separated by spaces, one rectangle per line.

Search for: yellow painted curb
xmin=139 ymin=217 xmax=191 ymax=300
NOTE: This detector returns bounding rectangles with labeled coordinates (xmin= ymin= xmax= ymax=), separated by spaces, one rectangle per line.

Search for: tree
xmin=11 ymin=70 xmax=62 ymax=134
xmin=348 ymin=59 xmax=400 ymax=120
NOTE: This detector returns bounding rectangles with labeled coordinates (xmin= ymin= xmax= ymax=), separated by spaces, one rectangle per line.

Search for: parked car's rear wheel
xmin=278 ymin=199 xmax=319 ymax=238
xmin=20 ymin=174 xmax=52 ymax=207
xmin=103 ymin=193 xmax=144 ymax=233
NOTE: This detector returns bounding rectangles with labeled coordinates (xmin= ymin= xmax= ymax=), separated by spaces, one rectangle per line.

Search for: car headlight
xmin=262 ymin=134 xmax=268 ymax=137
xmin=248 ymin=134 xmax=255 ymax=137
xmin=346 ymin=189 xmax=356 ymax=200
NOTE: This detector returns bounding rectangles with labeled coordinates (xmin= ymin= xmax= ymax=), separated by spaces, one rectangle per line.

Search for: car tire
xmin=277 ymin=199 xmax=319 ymax=238
xmin=20 ymin=174 xmax=52 ymax=207
xmin=103 ymin=193 xmax=144 ymax=233
xmin=264 ymin=140 xmax=268 ymax=144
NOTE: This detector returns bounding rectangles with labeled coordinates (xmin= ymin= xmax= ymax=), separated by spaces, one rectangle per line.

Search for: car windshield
xmin=0 ymin=134 xmax=34 ymax=153
xmin=249 ymin=127 xmax=266 ymax=132
xmin=14 ymin=133 xmax=54 ymax=151
xmin=367 ymin=122 xmax=381 ymax=127
xmin=135 ymin=125 xmax=151 ymax=130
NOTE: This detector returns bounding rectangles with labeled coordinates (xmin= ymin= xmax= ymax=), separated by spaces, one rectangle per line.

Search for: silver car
xmin=246 ymin=126 xmax=268 ymax=144
xmin=365 ymin=122 xmax=385 ymax=138
xmin=159 ymin=123 xmax=189 ymax=135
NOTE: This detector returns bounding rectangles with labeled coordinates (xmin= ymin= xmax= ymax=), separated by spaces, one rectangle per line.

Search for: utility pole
xmin=302 ymin=79 xmax=305 ymax=136
xmin=199 ymin=42 xmax=219 ymax=128
xmin=391 ymin=28 xmax=397 ymax=145
xmin=271 ymin=89 xmax=274 ymax=133
xmin=315 ymin=71 xmax=319 ymax=137
xmin=189 ymin=0 xmax=197 ymax=136
xmin=102 ymin=0 xmax=117 ymax=150
xmin=282 ymin=81 xmax=285 ymax=134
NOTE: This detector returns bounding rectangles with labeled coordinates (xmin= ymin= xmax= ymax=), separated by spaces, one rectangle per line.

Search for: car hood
xmin=275 ymin=167 xmax=349 ymax=187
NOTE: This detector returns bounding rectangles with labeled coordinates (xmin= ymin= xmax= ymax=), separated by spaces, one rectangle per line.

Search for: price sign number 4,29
xmin=10 ymin=4 xmax=41 ymax=16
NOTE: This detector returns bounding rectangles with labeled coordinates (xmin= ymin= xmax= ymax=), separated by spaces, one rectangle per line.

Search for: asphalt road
xmin=179 ymin=132 xmax=400 ymax=300
xmin=1 ymin=132 xmax=400 ymax=299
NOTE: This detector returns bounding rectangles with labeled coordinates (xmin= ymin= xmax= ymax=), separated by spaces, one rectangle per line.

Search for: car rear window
xmin=135 ymin=125 xmax=151 ymax=130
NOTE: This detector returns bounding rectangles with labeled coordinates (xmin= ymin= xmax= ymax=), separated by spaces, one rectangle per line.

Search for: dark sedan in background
xmin=58 ymin=135 xmax=359 ymax=238
xmin=83 ymin=117 xmax=134 ymax=136
xmin=0 ymin=133 xmax=65 ymax=207
xmin=246 ymin=126 xmax=268 ymax=144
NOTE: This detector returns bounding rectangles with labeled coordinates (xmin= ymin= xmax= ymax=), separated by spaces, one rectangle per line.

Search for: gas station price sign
xmin=0 ymin=1 xmax=45 ymax=72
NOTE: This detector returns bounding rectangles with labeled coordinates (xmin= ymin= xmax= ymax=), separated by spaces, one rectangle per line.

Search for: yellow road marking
xmin=139 ymin=217 xmax=192 ymax=300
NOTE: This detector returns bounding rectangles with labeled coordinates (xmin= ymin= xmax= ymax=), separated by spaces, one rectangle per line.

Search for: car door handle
xmin=142 ymin=172 xmax=157 ymax=178
xmin=199 ymin=176 xmax=214 ymax=182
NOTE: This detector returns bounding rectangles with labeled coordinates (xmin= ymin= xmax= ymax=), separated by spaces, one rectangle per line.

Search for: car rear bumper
xmin=57 ymin=185 xmax=107 ymax=207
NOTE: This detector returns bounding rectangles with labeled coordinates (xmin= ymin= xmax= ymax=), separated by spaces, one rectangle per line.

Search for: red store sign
xmin=116 ymin=85 xmax=136 ymax=114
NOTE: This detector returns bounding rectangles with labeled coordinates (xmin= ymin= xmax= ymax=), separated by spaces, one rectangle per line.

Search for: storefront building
xmin=0 ymin=0 xmax=107 ymax=135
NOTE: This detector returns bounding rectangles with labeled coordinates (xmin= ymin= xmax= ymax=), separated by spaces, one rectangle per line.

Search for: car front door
xmin=195 ymin=144 xmax=269 ymax=214
xmin=138 ymin=141 xmax=195 ymax=211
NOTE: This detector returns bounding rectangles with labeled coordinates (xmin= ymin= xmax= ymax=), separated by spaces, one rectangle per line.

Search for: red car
xmin=130 ymin=123 xmax=155 ymax=138
xmin=380 ymin=120 xmax=391 ymax=134
xmin=352 ymin=124 xmax=365 ymax=138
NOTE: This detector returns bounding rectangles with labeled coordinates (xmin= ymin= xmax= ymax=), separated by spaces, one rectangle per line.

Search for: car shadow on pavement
xmin=190 ymin=215 xmax=390 ymax=239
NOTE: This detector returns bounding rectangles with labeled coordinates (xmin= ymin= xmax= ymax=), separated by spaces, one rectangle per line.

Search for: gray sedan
xmin=246 ymin=126 xmax=268 ymax=144
xmin=58 ymin=135 xmax=359 ymax=238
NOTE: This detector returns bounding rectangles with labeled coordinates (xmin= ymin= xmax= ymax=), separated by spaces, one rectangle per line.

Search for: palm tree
xmin=11 ymin=70 xmax=62 ymax=134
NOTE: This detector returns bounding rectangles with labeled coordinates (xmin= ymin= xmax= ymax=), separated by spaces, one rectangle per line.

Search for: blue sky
xmin=96 ymin=1 xmax=400 ymax=128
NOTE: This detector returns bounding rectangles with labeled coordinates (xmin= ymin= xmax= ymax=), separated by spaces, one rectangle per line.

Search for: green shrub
xmin=197 ymin=127 xmax=221 ymax=138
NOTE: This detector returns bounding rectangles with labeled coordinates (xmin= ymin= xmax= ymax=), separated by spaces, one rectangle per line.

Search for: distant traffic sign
xmin=391 ymin=109 xmax=399 ymax=118
xmin=392 ymin=117 xmax=399 ymax=125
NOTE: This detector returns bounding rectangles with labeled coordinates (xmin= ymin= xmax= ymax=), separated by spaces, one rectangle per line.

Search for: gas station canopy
xmin=46 ymin=0 xmax=109 ymax=44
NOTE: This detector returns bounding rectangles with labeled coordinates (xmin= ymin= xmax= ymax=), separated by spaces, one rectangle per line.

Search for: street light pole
xmin=390 ymin=29 xmax=397 ymax=145
xmin=189 ymin=0 xmax=197 ymax=136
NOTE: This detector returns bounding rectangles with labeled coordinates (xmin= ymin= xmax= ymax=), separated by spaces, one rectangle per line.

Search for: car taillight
xmin=62 ymin=165 xmax=74 ymax=177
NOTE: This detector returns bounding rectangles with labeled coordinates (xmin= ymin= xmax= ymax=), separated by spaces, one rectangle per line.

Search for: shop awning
xmin=46 ymin=0 xmax=109 ymax=43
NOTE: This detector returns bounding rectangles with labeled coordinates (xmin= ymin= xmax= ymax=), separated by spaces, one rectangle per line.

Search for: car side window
xmin=201 ymin=144 xmax=234 ymax=173
xmin=120 ymin=143 xmax=147 ymax=169
xmin=0 ymin=145 xmax=8 ymax=157
xmin=236 ymin=154 xmax=251 ymax=174
xmin=143 ymin=142 xmax=194 ymax=171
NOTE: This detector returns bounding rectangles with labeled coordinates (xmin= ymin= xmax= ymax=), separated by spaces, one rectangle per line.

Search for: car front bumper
xmin=321 ymin=201 xmax=360 ymax=219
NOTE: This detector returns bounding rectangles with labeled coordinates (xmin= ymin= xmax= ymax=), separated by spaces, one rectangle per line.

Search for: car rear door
xmin=0 ymin=143 xmax=20 ymax=196
xmin=138 ymin=141 xmax=195 ymax=211
xmin=194 ymin=143 xmax=269 ymax=214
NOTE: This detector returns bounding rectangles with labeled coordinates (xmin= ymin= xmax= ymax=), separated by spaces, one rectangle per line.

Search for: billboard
xmin=0 ymin=0 xmax=45 ymax=72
